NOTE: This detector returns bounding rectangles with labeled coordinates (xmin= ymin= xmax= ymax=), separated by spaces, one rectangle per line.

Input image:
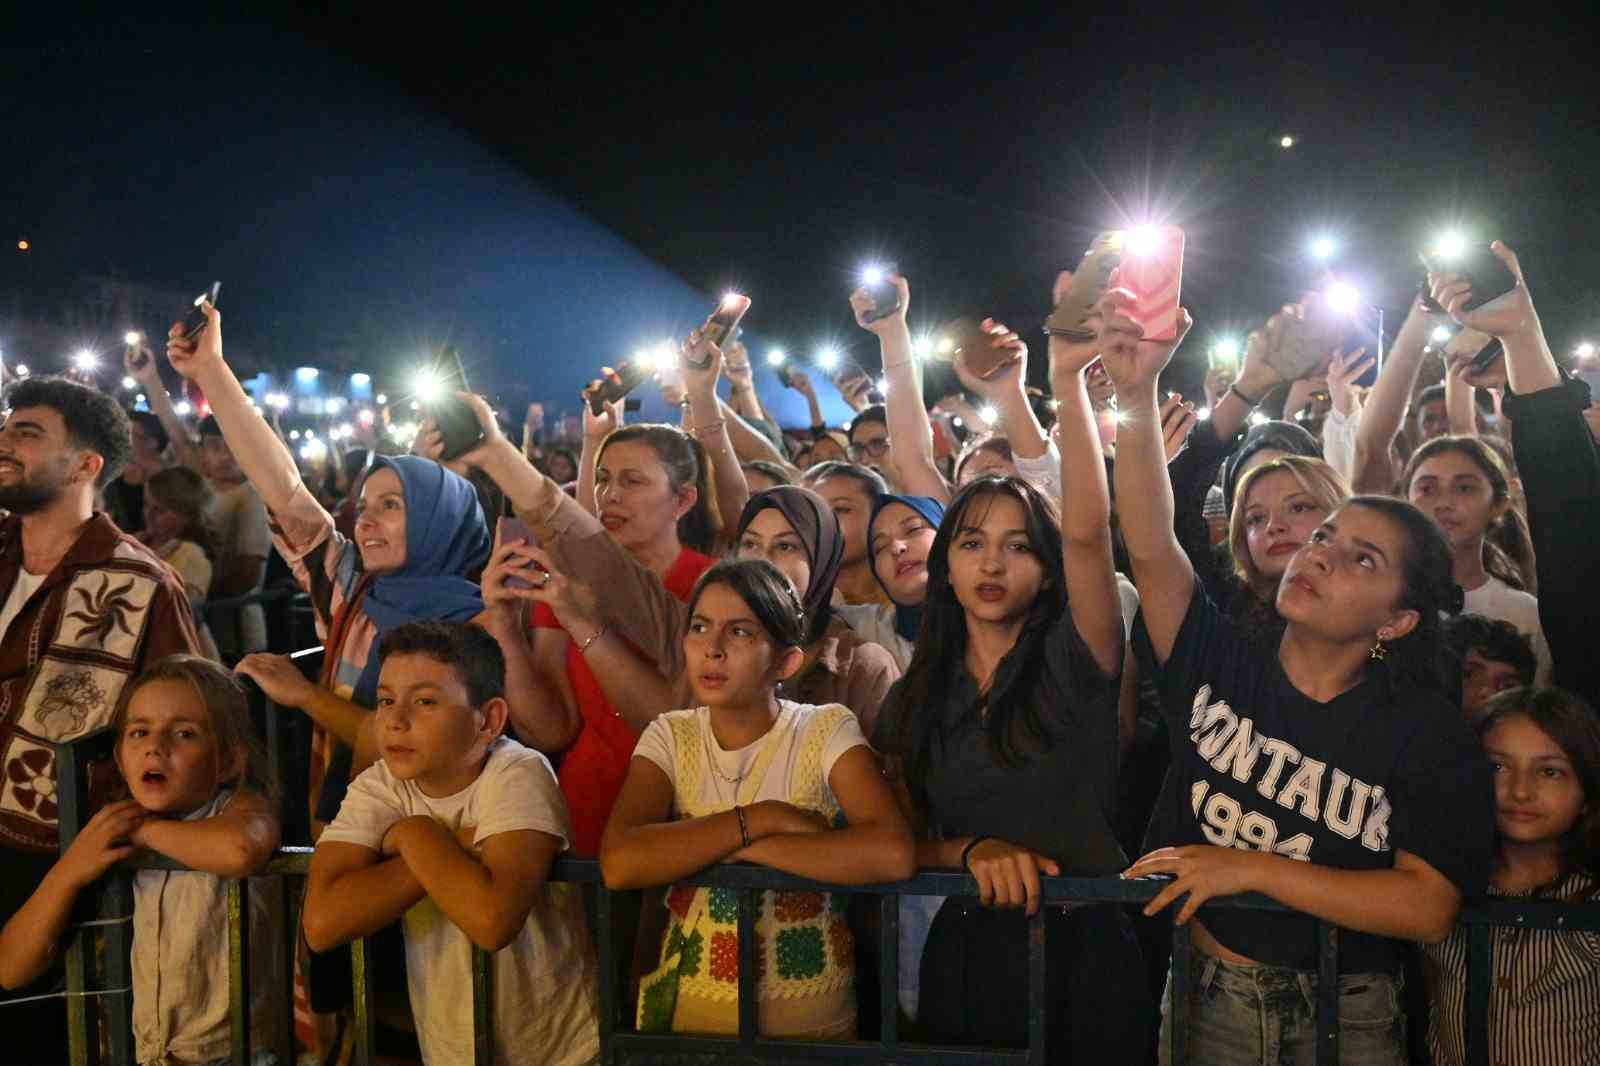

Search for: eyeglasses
xmin=850 ymin=438 xmax=891 ymax=459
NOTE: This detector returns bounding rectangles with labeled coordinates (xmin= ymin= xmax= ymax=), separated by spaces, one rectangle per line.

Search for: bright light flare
xmin=173 ymin=401 xmax=191 ymax=416
xmin=1309 ymin=236 xmax=1337 ymax=261
xmin=1212 ymin=338 xmax=1240 ymax=362
xmin=935 ymin=336 xmax=954 ymax=356
xmin=1197 ymin=406 xmax=1212 ymax=421
xmin=721 ymin=292 xmax=744 ymax=308
xmin=1279 ymin=135 xmax=1295 ymax=149
xmin=300 ymin=440 xmax=328 ymax=462
xmin=412 ymin=368 xmax=443 ymax=403
xmin=73 ymin=350 xmax=98 ymax=371
xmin=350 ymin=372 xmax=371 ymax=387
xmin=266 ymin=392 xmax=290 ymax=410
xmin=913 ymin=336 xmax=934 ymax=360
xmin=1431 ymin=326 xmax=1453 ymax=344
xmin=766 ymin=348 xmax=786 ymax=367
xmin=375 ymin=393 xmax=388 ymax=405
xmin=860 ymin=265 xmax=886 ymax=287
xmin=1249 ymin=411 xmax=1270 ymax=426
xmin=1324 ymin=282 xmax=1362 ymax=316
xmin=14 ymin=364 xmax=28 ymax=377
xmin=295 ymin=367 xmax=319 ymax=383
xmin=978 ymin=405 xmax=998 ymax=426
xmin=124 ymin=331 xmax=142 ymax=346
xmin=1575 ymin=342 xmax=1596 ymax=361
xmin=1124 ymin=226 xmax=1161 ymax=257
xmin=358 ymin=408 xmax=375 ymax=427
xmin=1431 ymin=231 xmax=1469 ymax=263
xmin=121 ymin=376 xmax=137 ymax=390
xmin=816 ymin=349 xmax=839 ymax=372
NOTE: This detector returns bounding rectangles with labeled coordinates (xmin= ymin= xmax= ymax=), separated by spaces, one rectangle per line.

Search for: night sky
xmin=4 ymin=10 xmax=1597 ymax=426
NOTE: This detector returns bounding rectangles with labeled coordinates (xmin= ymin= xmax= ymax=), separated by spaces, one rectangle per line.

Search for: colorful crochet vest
xmin=636 ymin=703 xmax=856 ymax=1034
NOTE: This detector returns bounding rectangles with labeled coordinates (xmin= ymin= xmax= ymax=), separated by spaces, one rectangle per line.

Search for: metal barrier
xmin=53 ymin=734 xmax=1600 ymax=1066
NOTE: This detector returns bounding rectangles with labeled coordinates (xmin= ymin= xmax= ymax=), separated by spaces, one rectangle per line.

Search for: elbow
xmin=1415 ymin=905 xmax=1461 ymax=946
xmin=598 ymin=844 xmax=645 ymax=891
xmin=871 ymin=826 xmax=917 ymax=883
xmin=214 ymin=839 xmax=274 ymax=881
xmin=470 ymin=912 xmax=528 ymax=953
xmin=300 ymin=904 xmax=341 ymax=955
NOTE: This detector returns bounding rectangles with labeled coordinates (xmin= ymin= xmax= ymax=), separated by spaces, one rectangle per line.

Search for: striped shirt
xmin=1424 ymin=870 xmax=1600 ymax=1066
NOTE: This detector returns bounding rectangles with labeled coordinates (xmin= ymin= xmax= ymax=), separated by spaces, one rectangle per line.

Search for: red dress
xmin=532 ymin=546 xmax=712 ymax=855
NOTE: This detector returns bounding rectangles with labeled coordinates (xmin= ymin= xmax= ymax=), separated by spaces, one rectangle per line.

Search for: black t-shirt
xmin=1158 ymin=580 xmax=1494 ymax=973
xmin=880 ymin=608 xmax=1127 ymax=876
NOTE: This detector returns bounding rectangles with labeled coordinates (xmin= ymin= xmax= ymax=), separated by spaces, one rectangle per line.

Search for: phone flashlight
xmin=124 ymin=331 xmax=141 ymax=347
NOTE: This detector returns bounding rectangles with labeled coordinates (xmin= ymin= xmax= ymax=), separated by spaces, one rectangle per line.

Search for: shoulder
xmin=787 ymin=701 xmax=860 ymax=739
xmin=665 ymin=548 xmax=715 ymax=598
xmin=484 ymin=736 xmax=559 ymax=783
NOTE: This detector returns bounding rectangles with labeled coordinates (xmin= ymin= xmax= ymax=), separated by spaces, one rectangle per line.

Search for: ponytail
xmin=1485 ymin=506 xmax=1537 ymax=595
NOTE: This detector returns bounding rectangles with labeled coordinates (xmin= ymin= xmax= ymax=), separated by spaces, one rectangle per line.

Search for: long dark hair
xmin=598 ymin=424 xmax=720 ymax=553
xmin=1474 ymin=687 xmax=1600 ymax=880
xmin=1342 ymin=495 xmax=1460 ymax=700
xmin=1402 ymin=435 xmax=1533 ymax=592
xmin=881 ymin=476 xmax=1076 ymax=818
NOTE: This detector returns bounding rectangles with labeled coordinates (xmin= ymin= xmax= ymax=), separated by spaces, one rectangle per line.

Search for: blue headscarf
xmin=354 ymin=454 xmax=491 ymax=700
xmin=868 ymin=493 xmax=946 ymax=642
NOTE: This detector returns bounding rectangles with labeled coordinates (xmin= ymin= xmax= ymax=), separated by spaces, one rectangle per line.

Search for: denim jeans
xmin=1159 ymin=948 xmax=1406 ymax=1066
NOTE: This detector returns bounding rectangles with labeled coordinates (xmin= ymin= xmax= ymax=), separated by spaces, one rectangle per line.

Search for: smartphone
xmin=183 ymin=282 xmax=221 ymax=341
xmin=587 ymin=359 xmax=653 ymax=415
xmin=495 ymin=516 xmax=543 ymax=590
xmin=858 ymin=264 xmax=901 ymax=323
xmin=1267 ymin=292 xmax=1359 ymax=383
xmin=1046 ymin=232 xmax=1124 ymax=339
xmin=933 ymin=318 xmax=1015 ymax=379
xmin=1111 ymin=226 xmax=1186 ymax=342
xmin=687 ymin=293 xmax=751 ymax=369
xmin=1444 ymin=328 xmax=1504 ymax=377
xmin=1419 ymin=243 xmax=1517 ymax=313
xmin=126 ymin=333 xmax=150 ymax=372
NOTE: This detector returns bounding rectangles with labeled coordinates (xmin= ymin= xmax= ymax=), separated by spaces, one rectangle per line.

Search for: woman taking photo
xmin=1098 ymin=293 xmax=1494 ymax=1065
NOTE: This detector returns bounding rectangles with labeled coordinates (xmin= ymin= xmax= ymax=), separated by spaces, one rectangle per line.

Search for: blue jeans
xmin=1159 ymin=948 xmax=1406 ymax=1066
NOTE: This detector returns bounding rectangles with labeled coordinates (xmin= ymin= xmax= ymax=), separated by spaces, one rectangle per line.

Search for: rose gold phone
xmin=1111 ymin=227 xmax=1185 ymax=342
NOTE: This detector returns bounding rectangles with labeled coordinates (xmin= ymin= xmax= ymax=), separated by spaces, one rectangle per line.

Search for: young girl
xmin=0 ymin=655 xmax=282 ymax=1065
xmin=874 ymin=306 xmax=1142 ymax=1060
xmin=1424 ymin=687 xmax=1600 ymax=1065
xmin=1404 ymin=435 xmax=1551 ymax=682
xmin=1101 ymin=296 xmax=1496 ymax=1065
xmin=1227 ymin=456 xmax=1349 ymax=611
xmin=600 ymin=559 xmax=914 ymax=1038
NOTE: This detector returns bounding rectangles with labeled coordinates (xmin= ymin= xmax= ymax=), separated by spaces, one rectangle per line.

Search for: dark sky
xmin=4 ymin=9 xmax=1598 ymax=425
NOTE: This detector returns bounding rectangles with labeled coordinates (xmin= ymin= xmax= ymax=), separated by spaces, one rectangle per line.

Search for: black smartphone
xmin=183 ymin=282 xmax=221 ymax=341
xmin=623 ymin=398 xmax=642 ymax=413
xmin=426 ymin=347 xmax=485 ymax=461
xmin=858 ymin=264 xmax=901 ymax=323
xmin=587 ymin=360 xmax=653 ymax=415
xmin=1419 ymin=244 xmax=1517 ymax=313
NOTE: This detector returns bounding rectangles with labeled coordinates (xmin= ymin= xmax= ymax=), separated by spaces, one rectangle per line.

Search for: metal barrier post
xmin=471 ymin=945 xmax=494 ymax=1066
xmin=737 ymin=889 xmax=759 ymax=1050
xmin=595 ymin=884 xmax=617 ymax=1065
xmin=1465 ymin=922 xmax=1492 ymax=1066
xmin=1315 ymin=922 xmax=1339 ymax=1066
xmin=1025 ymin=908 xmax=1046 ymax=1065
xmin=350 ymin=935 xmax=377 ymax=1066
xmin=877 ymin=894 xmax=898 ymax=1058
xmin=228 ymin=878 xmax=253 ymax=1064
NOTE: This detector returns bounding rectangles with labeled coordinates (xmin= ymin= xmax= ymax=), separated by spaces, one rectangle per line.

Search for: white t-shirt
xmin=211 ymin=480 xmax=270 ymax=655
xmin=319 ymin=737 xmax=599 ymax=1066
xmin=0 ymin=568 xmax=46 ymax=643
xmin=1463 ymin=576 xmax=1553 ymax=685
xmin=633 ymin=701 xmax=867 ymax=813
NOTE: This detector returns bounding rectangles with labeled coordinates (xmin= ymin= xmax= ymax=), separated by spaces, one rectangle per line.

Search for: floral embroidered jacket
xmin=0 ymin=512 xmax=201 ymax=855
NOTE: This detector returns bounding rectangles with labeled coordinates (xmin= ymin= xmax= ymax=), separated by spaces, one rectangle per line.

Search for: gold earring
xmin=1370 ymin=637 xmax=1388 ymax=662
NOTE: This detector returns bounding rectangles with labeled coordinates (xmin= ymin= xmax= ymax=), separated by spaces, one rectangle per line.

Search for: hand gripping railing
xmin=54 ymin=726 xmax=1600 ymax=1066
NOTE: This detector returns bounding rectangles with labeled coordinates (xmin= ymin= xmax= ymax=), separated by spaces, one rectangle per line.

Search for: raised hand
xmin=1046 ymin=269 xmax=1103 ymax=386
xmin=413 ymin=391 xmax=506 ymax=470
xmin=1160 ymin=394 xmax=1198 ymax=460
xmin=723 ymin=341 xmax=755 ymax=392
xmin=580 ymin=372 xmax=625 ymax=441
xmin=1325 ymin=347 xmax=1373 ymax=417
xmin=164 ymin=301 xmax=223 ymax=380
xmin=1427 ymin=241 xmax=1539 ymax=340
xmin=955 ymin=318 xmax=1027 ymax=399
xmin=235 ymin=653 xmax=319 ymax=710
xmin=480 ymin=525 xmax=548 ymax=616
xmin=849 ymin=273 xmax=911 ymax=335
xmin=680 ymin=327 xmax=724 ymax=400
xmin=1096 ymin=290 xmax=1194 ymax=400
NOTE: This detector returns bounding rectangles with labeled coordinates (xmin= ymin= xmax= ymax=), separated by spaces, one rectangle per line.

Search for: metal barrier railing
xmin=53 ymin=737 xmax=1600 ymax=1066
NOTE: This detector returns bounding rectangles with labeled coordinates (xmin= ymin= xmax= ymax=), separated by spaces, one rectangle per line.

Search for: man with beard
xmin=0 ymin=375 xmax=199 ymax=1058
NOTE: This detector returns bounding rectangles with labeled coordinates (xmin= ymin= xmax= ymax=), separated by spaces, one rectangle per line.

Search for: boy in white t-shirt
xmin=303 ymin=620 xmax=597 ymax=1066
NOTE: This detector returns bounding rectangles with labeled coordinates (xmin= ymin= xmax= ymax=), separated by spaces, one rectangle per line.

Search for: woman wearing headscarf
xmin=831 ymin=493 xmax=947 ymax=673
xmin=164 ymin=309 xmax=491 ymax=828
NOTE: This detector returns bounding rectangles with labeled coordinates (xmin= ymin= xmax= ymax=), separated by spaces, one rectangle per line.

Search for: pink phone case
xmin=1111 ymin=227 xmax=1186 ymax=342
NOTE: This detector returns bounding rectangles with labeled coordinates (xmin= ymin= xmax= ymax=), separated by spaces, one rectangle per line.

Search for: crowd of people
xmin=0 ymin=237 xmax=1596 ymax=1065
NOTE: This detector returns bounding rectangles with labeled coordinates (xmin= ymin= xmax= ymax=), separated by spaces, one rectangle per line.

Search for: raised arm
xmin=718 ymin=398 xmax=798 ymax=474
xmin=1351 ymin=297 xmax=1439 ymax=493
xmin=477 ymin=529 xmax=580 ymax=752
xmin=851 ymin=274 xmax=951 ymax=502
xmin=164 ymin=302 xmax=303 ymax=515
xmin=681 ymin=328 xmax=750 ymax=540
xmin=955 ymin=320 xmax=1050 ymax=461
xmin=1047 ymin=306 xmax=1124 ymax=677
xmin=575 ymin=386 xmax=621 ymax=518
xmin=1444 ymin=358 xmax=1479 ymax=436
xmin=1102 ymin=296 xmax=1198 ymax=663
xmin=125 ymin=343 xmax=202 ymax=475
